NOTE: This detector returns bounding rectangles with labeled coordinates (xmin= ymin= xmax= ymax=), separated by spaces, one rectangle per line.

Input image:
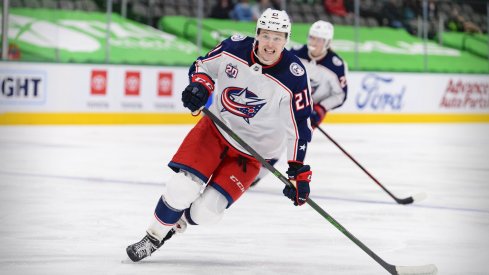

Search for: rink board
xmin=1 ymin=62 xmax=488 ymax=124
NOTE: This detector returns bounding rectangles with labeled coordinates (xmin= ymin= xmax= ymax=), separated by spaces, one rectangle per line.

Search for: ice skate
xmin=126 ymin=231 xmax=166 ymax=262
xmin=126 ymin=218 xmax=187 ymax=262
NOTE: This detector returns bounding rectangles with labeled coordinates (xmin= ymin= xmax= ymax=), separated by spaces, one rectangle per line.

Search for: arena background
xmin=1 ymin=1 xmax=488 ymax=275
xmin=2 ymin=1 xmax=488 ymax=124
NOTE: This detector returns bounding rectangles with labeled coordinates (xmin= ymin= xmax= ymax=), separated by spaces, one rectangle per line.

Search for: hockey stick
xmin=316 ymin=126 xmax=426 ymax=205
xmin=203 ymin=108 xmax=437 ymax=275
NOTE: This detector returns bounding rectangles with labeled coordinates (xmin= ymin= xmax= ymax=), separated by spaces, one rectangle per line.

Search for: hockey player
xmin=126 ymin=8 xmax=313 ymax=262
xmin=291 ymin=20 xmax=348 ymax=127
xmin=251 ymin=20 xmax=348 ymax=186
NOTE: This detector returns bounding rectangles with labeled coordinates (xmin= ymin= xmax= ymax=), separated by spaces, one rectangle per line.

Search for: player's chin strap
xmin=201 ymin=107 xmax=437 ymax=275
xmin=251 ymin=40 xmax=267 ymax=65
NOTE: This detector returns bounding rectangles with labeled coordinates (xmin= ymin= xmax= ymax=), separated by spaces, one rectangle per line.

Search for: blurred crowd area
xmin=6 ymin=0 xmax=489 ymax=37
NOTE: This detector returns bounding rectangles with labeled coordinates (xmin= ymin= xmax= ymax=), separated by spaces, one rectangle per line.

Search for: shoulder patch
xmin=231 ymin=34 xmax=247 ymax=41
xmin=332 ymin=56 xmax=343 ymax=66
xmin=290 ymin=62 xmax=305 ymax=76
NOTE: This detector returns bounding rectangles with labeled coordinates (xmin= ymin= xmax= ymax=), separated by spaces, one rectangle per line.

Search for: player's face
xmin=256 ymin=30 xmax=287 ymax=65
xmin=307 ymin=35 xmax=326 ymax=56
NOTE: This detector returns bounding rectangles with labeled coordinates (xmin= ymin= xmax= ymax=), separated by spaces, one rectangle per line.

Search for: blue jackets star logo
xmin=221 ymin=87 xmax=266 ymax=124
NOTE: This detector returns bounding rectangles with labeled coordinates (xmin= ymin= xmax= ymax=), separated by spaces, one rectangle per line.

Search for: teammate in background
xmin=292 ymin=20 xmax=348 ymax=127
xmin=251 ymin=20 xmax=348 ymax=186
xmin=126 ymin=8 xmax=314 ymax=262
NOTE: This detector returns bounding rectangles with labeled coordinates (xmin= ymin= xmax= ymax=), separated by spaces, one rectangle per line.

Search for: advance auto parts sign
xmin=440 ymin=79 xmax=489 ymax=110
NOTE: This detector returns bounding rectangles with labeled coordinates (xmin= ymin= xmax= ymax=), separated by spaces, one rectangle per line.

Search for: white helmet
xmin=308 ymin=20 xmax=334 ymax=50
xmin=256 ymin=8 xmax=291 ymax=42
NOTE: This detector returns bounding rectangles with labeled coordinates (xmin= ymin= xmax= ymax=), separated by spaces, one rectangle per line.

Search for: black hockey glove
xmin=182 ymin=73 xmax=215 ymax=113
xmin=182 ymin=82 xmax=208 ymax=113
xmin=283 ymin=161 xmax=312 ymax=206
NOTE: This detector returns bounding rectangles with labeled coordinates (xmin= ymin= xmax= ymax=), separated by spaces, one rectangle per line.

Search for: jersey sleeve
xmin=316 ymin=58 xmax=348 ymax=111
xmin=188 ymin=37 xmax=235 ymax=81
xmin=280 ymin=68 xmax=313 ymax=164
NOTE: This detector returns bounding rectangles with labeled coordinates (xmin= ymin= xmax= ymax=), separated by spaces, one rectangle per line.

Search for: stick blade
xmin=396 ymin=264 xmax=438 ymax=275
xmin=397 ymin=192 xmax=427 ymax=205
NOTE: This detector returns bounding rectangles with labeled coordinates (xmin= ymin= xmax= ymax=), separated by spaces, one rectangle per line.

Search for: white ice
xmin=0 ymin=123 xmax=488 ymax=275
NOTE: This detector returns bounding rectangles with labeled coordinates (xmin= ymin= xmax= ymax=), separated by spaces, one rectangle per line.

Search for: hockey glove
xmin=182 ymin=73 xmax=215 ymax=113
xmin=310 ymin=104 xmax=327 ymax=128
xmin=283 ymin=161 xmax=312 ymax=206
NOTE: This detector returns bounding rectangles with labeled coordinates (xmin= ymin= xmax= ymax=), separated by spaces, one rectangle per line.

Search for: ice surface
xmin=0 ymin=123 xmax=488 ymax=275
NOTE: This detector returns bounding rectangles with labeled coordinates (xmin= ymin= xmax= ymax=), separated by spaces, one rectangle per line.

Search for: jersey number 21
xmin=294 ymin=89 xmax=311 ymax=110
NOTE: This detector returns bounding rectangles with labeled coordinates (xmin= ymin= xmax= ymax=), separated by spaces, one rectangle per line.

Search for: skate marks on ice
xmin=0 ymin=124 xmax=488 ymax=274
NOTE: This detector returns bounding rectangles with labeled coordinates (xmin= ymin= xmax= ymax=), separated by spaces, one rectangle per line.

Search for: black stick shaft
xmin=202 ymin=109 xmax=398 ymax=274
xmin=316 ymin=126 xmax=413 ymax=205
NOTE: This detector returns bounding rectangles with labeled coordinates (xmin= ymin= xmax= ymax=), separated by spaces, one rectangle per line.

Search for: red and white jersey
xmin=189 ymin=35 xmax=313 ymax=163
xmin=291 ymin=45 xmax=348 ymax=111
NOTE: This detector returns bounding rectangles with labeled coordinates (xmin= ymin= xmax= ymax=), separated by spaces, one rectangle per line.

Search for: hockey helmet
xmin=256 ymin=8 xmax=291 ymax=43
xmin=308 ymin=20 xmax=334 ymax=50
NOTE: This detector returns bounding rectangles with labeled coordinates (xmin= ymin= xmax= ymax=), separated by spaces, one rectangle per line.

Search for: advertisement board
xmin=1 ymin=62 xmax=188 ymax=114
xmin=337 ymin=72 xmax=489 ymax=114
xmin=1 ymin=62 xmax=488 ymax=124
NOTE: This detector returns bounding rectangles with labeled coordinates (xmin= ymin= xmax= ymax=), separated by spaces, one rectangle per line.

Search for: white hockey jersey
xmin=290 ymin=45 xmax=348 ymax=111
xmin=189 ymin=35 xmax=313 ymax=163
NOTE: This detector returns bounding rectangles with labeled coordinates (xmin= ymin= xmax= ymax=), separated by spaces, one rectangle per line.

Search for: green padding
xmin=4 ymin=8 xmax=488 ymax=73
xmin=441 ymin=32 xmax=488 ymax=59
xmin=159 ymin=16 xmax=255 ymax=50
xmin=5 ymin=8 xmax=200 ymax=65
xmin=159 ymin=16 xmax=489 ymax=73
